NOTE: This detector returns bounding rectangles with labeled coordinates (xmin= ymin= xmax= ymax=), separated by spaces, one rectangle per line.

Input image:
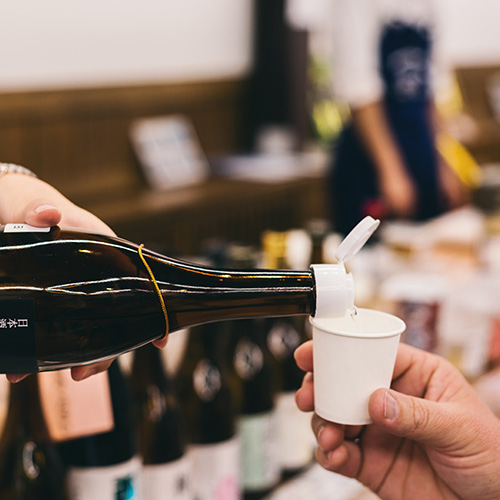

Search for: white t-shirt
xmin=328 ymin=0 xmax=451 ymax=107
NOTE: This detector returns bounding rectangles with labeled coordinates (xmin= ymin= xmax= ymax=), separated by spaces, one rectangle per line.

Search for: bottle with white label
xmin=176 ymin=322 xmax=241 ymax=500
xmin=224 ymin=243 xmax=280 ymax=499
xmin=0 ymin=375 xmax=69 ymax=500
xmin=130 ymin=343 xmax=191 ymax=500
xmin=232 ymin=318 xmax=280 ymax=499
xmin=56 ymin=360 xmax=142 ymax=500
xmin=261 ymin=230 xmax=314 ymax=477
xmin=0 ymin=218 xmax=379 ymax=373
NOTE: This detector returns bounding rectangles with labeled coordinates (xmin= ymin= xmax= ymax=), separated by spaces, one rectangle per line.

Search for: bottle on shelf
xmin=176 ymin=321 xmax=241 ymax=500
xmin=304 ymin=219 xmax=331 ymax=267
xmin=225 ymin=243 xmax=280 ymax=499
xmin=0 ymin=375 xmax=69 ymax=500
xmin=0 ymin=218 xmax=379 ymax=373
xmin=56 ymin=360 xmax=142 ymax=500
xmin=261 ymin=230 xmax=315 ymax=477
xmin=130 ymin=343 xmax=191 ymax=500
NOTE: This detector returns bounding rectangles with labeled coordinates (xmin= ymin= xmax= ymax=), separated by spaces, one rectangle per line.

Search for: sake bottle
xmin=225 ymin=244 xmax=280 ymax=499
xmin=176 ymin=321 xmax=241 ymax=500
xmin=0 ymin=218 xmax=379 ymax=373
xmin=261 ymin=230 xmax=314 ymax=477
xmin=57 ymin=360 xmax=142 ymax=500
xmin=0 ymin=376 xmax=69 ymax=500
xmin=130 ymin=343 xmax=191 ymax=500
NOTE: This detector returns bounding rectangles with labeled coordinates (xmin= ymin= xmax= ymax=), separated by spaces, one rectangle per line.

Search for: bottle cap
xmin=311 ymin=264 xmax=354 ymax=317
xmin=335 ymin=216 xmax=380 ymax=263
xmin=311 ymin=217 xmax=380 ymax=317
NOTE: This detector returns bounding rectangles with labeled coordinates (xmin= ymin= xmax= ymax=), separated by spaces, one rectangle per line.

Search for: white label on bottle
xmin=238 ymin=411 xmax=280 ymax=491
xmin=4 ymin=223 xmax=51 ymax=233
xmin=275 ymin=391 xmax=314 ymax=470
xmin=142 ymin=455 xmax=191 ymax=500
xmin=188 ymin=437 xmax=241 ymax=500
xmin=66 ymin=456 xmax=142 ymax=500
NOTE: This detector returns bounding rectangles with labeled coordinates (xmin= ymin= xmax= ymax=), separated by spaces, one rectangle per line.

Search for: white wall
xmin=0 ymin=0 xmax=254 ymax=91
xmin=0 ymin=0 xmax=499 ymax=92
xmin=440 ymin=0 xmax=500 ymax=65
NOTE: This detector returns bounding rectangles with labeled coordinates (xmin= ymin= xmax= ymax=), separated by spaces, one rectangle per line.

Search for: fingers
xmin=23 ymin=199 xmax=62 ymax=227
xmin=71 ymin=359 xmax=115 ymax=382
xmin=312 ymin=414 xmax=364 ymax=478
xmin=152 ymin=337 xmax=168 ymax=350
xmin=294 ymin=340 xmax=313 ymax=372
xmin=7 ymin=359 xmax=115 ymax=384
xmin=6 ymin=373 xmax=29 ymax=383
xmin=295 ymin=371 xmax=314 ymax=412
xmin=369 ymin=388 xmax=468 ymax=448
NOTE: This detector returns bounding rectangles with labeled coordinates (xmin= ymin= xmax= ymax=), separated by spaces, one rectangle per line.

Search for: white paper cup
xmin=311 ymin=308 xmax=405 ymax=425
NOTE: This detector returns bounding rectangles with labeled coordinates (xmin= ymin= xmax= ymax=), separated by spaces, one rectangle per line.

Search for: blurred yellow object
xmin=312 ymin=100 xmax=349 ymax=144
xmin=436 ymin=132 xmax=483 ymax=188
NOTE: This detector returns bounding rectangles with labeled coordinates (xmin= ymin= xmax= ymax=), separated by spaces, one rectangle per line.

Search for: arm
xmin=295 ymin=341 xmax=500 ymax=500
xmin=352 ymin=103 xmax=417 ymax=217
xmin=331 ymin=0 xmax=417 ymax=218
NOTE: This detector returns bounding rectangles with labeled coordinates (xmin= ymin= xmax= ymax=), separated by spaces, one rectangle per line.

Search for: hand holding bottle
xmin=0 ymin=172 xmax=120 ymax=382
xmin=295 ymin=340 xmax=500 ymax=500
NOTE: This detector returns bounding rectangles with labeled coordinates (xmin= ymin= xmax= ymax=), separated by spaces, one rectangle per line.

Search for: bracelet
xmin=0 ymin=163 xmax=38 ymax=178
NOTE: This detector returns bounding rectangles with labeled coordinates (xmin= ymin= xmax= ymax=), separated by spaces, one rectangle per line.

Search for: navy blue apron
xmin=329 ymin=21 xmax=443 ymax=235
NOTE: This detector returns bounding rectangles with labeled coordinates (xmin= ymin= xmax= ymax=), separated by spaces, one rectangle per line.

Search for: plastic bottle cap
xmin=311 ymin=264 xmax=354 ymax=317
xmin=335 ymin=216 xmax=380 ymax=263
xmin=311 ymin=217 xmax=380 ymax=318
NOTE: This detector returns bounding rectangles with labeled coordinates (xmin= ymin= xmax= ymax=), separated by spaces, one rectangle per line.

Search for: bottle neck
xmin=142 ymin=250 xmax=315 ymax=333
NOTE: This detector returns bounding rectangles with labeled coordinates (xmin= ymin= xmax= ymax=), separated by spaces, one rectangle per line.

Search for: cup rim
xmin=310 ymin=308 xmax=406 ymax=339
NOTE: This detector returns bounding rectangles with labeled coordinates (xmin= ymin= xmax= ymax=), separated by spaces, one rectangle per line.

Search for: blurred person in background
xmin=295 ymin=340 xmax=500 ymax=500
xmin=327 ymin=0 xmax=469 ymax=235
xmin=0 ymin=165 xmax=169 ymax=383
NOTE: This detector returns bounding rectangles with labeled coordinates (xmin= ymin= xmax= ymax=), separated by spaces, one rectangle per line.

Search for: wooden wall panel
xmin=0 ymin=79 xmax=247 ymax=202
xmin=0 ymin=79 xmax=328 ymax=255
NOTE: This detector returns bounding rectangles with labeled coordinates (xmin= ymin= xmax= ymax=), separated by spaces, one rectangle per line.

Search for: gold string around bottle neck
xmin=138 ymin=244 xmax=169 ymax=342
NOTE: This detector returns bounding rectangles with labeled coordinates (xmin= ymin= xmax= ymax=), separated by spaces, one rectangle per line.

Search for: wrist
xmin=0 ymin=163 xmax=38 ymax=179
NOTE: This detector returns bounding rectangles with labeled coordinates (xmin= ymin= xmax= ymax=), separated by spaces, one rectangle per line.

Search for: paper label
xmin=39 ymin=370 xmax=114 ymax=441
xmin=4 ymin=223 xmax=51 ymax=233
xmin=238 ymin=411 xmax=280 ymax=491
xmin=275 ymin=391 xmax=314 ymax=470
xmin=142 ymin=455 xmax=192 ymax=500
xmin=66 ymin=456 xmax=142 ymax=500
xmin=0 ymin=299 xmax=37 ymax=373
xmin=188 ymin=437 xmax=241 ymax=500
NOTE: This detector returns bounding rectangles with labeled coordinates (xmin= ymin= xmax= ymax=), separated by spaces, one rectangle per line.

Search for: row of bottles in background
xmin=0 ymin=360 xmax=139 ymax=500
xmin=0 ymin=223 xmax=331 ymax=500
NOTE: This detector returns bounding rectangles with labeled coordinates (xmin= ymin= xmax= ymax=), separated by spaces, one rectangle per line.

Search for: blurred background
xmin=0 ymin=0 xmax=499 ymax=253
xmin=2 ymin=1 xmax=500 ymax=499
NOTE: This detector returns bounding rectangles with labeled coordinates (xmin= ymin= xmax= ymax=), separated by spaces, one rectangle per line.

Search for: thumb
xmin=23 ymin=199 xmax=62 ymax=227
xmin=369 ymin=389 xmax=461 ymax=449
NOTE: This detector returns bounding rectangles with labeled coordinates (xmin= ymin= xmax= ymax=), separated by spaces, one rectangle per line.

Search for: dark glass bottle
xmin=176 ymin=322 xmax=241 ymax=500
xmin=57 ymin=360 xmax=141 ymax=500
xmin=0 ymin=224 xmax=315 ymax=373
xmin=0 ymin=376 xmax=69 ymax=500
xmin=225 ymin=243 xmax=280 ymax=499
xmin=232 ymin=318 xmax=280 ymax=499
xmin=130 ymin=343 xmax=191 ymax=500
xmin=261 ymin=231 xmax=314 ymax=477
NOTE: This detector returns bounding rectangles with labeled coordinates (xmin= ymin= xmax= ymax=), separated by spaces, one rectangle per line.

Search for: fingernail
xmin=7 ymin=374 xmax=26 ymax=383
xmin=384 ymin=391 xmax=399 ymax=420
xmin=316 ymin=424 xmax=326 ymax=445
xmin=33 ymin=204 xmax=58 ymax=214
xmin=73 ymin=366 xmax=98 ymax=381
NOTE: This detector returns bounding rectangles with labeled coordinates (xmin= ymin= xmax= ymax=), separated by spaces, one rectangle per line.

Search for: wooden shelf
xmin=83 ymin=176 xmax=328 ymax=255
